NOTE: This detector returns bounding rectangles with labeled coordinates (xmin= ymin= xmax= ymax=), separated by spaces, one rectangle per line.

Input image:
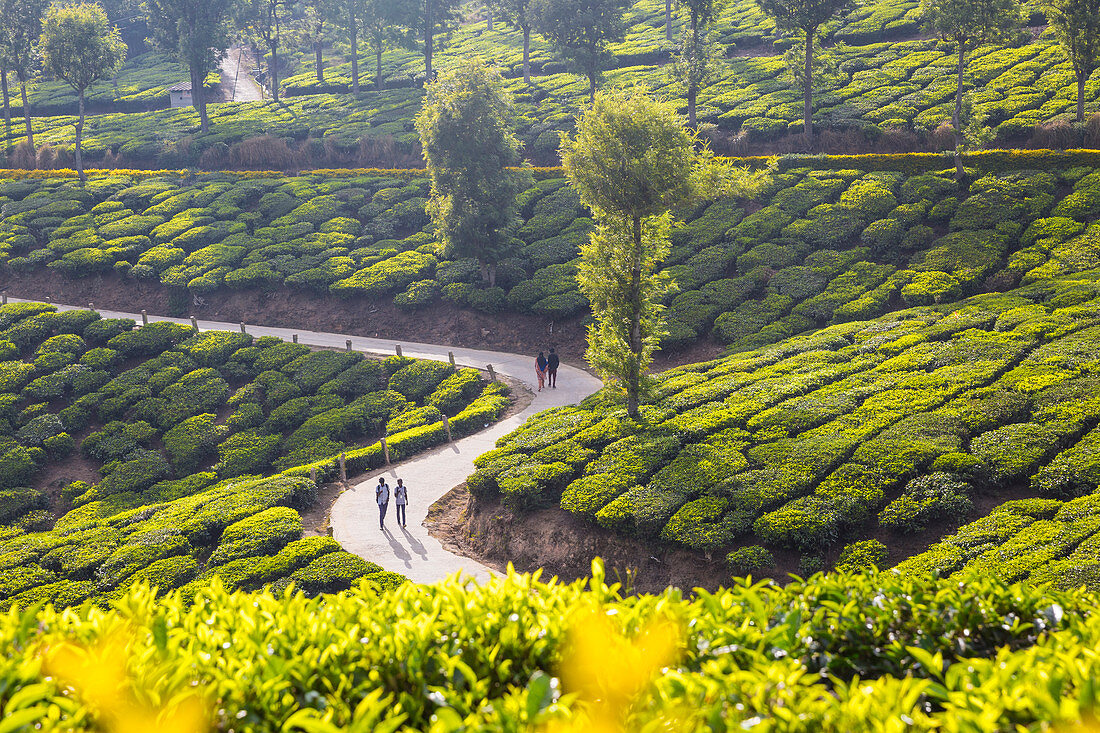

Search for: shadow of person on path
xmin=384 ymin=529 xmax=414 ymax=567
xmin=400 ymin=526 xmax=428 ymax=559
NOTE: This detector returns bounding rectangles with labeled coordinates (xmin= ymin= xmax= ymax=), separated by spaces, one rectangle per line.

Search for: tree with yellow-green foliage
xmin=39 ymin=3 xmax=125 ymax=182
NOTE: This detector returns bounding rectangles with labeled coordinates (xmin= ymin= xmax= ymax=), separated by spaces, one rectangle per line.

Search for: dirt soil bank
xmin=426 ymin=485 xmax=738 ymax=594
xmin=1 ymin=270 xmax=723 ymax=368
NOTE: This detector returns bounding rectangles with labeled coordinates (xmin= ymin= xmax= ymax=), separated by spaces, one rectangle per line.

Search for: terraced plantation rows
xmin=3 ymin=12 xmax=1094 ymax=165
xmin=0 ymin=301 xmax=509 ymax=608
xmin=472 ymin=266 xmax=1100 ymax=580
xmin=5 ymin=158 xmax=1100 ymax=351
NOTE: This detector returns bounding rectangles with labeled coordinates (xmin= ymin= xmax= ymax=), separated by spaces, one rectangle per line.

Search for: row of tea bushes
xmin=0 ymin=567 xmax=1098 ymax=729
xmin=468 ymin=264 xmax=1100 ymax=580
xmin=0 ymin=471 xmax=405 ymax=610
xmin=4 ymin=161 xmax=1100 ymax=350
xmin=897 ymin=493 xmax=1100 ymax=588
xmin=0 ymin=300 xmax=507 ymax=606
xmin=6 ymin=30 xmax=1093 ymax=166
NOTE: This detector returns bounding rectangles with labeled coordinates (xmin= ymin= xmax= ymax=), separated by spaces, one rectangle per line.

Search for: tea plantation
xmin=2 ymin=567 xmax=1099 ymax=729
xmin=4 ymin=1 xmax=1097 ymax=166
xmin=471 ymin=255 xmax=1100 ymax=579
xmin=6 ymin=155 xmax=1100 ymax=350
xmin=0 ymin=301 xmax=508 ymax=609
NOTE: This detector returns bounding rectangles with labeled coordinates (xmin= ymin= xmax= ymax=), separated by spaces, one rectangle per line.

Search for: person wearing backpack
xmin=375 ymin=476 xmax=390 ymax=530
xmin=394 ymin=478 xmax=408 ymax=528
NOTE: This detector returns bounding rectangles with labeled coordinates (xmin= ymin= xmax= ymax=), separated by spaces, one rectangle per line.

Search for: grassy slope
xmin=0 ymin=302 xmax=508 ymax=609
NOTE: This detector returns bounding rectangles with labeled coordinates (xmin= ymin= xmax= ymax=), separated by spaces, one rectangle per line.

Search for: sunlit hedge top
xmin=5 ymin=564 xmax=1100 ymax=731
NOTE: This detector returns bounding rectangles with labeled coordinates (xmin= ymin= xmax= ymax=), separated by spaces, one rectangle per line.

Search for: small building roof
xmin=168 ymin=81 xmax=192 ymax=92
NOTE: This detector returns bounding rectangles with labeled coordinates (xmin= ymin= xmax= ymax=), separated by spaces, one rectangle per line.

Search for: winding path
xmin=12 ymin=298 xmax=602 ymax=584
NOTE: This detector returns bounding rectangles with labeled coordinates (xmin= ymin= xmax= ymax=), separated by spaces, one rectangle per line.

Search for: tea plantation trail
xmin=10 ymin=297 xmax=603 ymax=584
xmin=219 ymin=47 xmax=264 ymax=103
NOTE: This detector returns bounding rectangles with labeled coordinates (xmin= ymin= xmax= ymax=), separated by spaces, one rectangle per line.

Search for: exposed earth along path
xmin=11 ymin=297 xmax=602 ymax=584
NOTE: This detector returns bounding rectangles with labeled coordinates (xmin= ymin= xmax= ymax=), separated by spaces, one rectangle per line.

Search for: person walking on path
xmin=394 ymin=478 xmax=408 ymax=528
xmin=375 ymin=476 xmax=390 ymax=530
xmin=546 ymin=348 xmax=559 ymax=388
xmin=535 ymin=351 xmax=548 ymax=391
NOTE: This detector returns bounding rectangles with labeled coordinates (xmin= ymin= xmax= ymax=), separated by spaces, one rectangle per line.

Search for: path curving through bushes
xmin=12 ymin=297 xmax=602 ymax=584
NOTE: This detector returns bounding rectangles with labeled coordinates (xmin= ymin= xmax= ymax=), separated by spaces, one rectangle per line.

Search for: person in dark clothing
xmin=535 ymin=351 xmax=548 ymax=391
xmin=546 ymin=348 xmax=559 ymax=388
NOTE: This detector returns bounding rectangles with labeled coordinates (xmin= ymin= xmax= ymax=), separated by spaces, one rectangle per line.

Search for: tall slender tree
xmin=363 ymin=0 xmax=410 ymax=91
xmin=0 ymin=0 xmax=48 ymax=148
xmin=754 ymin=0 xmax=853 ymax=145
xmin=331 ymin=0 xmax=363 ymax=92
xmin=146 ymin=0 xmax=233 ymax=133
xmin=236 ymin=0 xmax=298 ymax=102
xmin=531 ymin=0 xmax=630 ymax=101
xmin=672 ymin=0 xmax=728 ymax=128
xmin=561 ymin=88 xmax=698 ymax=418
xmin=416 ymin=59 xmax=528 ymax=286
xmin=0 ymin=68 xmax=10 ymax=139
xmin=419 ymin=0 xmax=460 ymax=80
xmin=304 ymin=0 xmax=330 ymax=83
xmin=491 ymin=0 xmax=536 ymax=83
xmin=920 ymin=0 xmax=1021 ymax=179
xmin=1046 ymin=0 xmax=1100 ymax=123
xmin=40 ymin=3 xmax=126 ymax=182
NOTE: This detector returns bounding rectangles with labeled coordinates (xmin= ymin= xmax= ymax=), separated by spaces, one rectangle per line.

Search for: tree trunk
xmin=18 ymin=78 xmax=32 ymax=148
xmin=804 ymin=27 xmax=813 ymax=149
xmin=486 ymin=6 xmax=493 ymax=30
xmin=688 ymin=14 xmax=698 ymax=128
xmin=190 ymin=61 xmax=210 ymax=133
xmin=665 ymin=0 xmax=672 ymax=41
xmin=315 ymin=34 xmax=324 ymax=83
xmin=75 ymin=90 xmax=85 ymax=183
xmin=351 ymin=23 xmax=360 ymax=93
xmin=376 ymin=47 xmax=383 ymax=91
xmin=271 ymin=41 xmax=280 ymax=102
xmin=1 ymin=70 xmax=10 ymax=139
xmin=588 ymin=70 xmax=596 ymax=103
xmin=627 ymin=213 xmax=643 ymax=419
xmin=425 ymin=0 xmax=433 ymax=79
xmin=954 ymin=42 xmax=964 ymax=182
xmin=523 ymin=26 xmax=530 ymax=84
xmin=1078 ymin=75 xmax=1085 ymax=124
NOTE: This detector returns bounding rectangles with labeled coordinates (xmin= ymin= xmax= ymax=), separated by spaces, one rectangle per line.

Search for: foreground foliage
xmin=2 ymin=567 xmax=1099 ymax=730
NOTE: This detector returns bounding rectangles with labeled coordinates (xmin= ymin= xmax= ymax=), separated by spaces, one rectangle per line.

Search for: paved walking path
xmin=12 ymin=297 xmax=602 ymax=584
xmin=219 ymin=47 xmax=264 ymax=103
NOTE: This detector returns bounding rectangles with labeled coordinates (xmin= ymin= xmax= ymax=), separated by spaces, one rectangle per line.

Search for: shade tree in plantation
xmin=416 ymin=59 xmax=528 ymax=287
xmin=754 ymin=0 xmax=854 ymax=145
xmin=363 ymin=0 xmax=412 ymax=91
xmin=0 ymin=0 xmax=48 ymax=148
xmin=1046 ymin=0 xmax=1100 ymax=123
xmin=303 ymin=0 xmax=331 ymax=83
xmin=531 ymin=0 xmax=631 ymax=101
xmin=235 ymin=0 xmax=298 ymax=102
xmin=561 ymin=88 xmax=699 ymax=418
xmin=671 ymin=0 xmax=729 ymax=128
xmin=39 ymin=3 xmax=125 ymax=182
xmin=146 ymin=0 xmax=234 ymax=133
xmin=419 ymin=0 xmax=461 ymax=80
xmin=920 ymin=0 xmax=1022 ymax=180
xmin=490 ymin=0 xmax=536 ymax=84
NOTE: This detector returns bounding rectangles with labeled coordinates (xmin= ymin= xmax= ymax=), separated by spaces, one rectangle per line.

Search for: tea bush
xmin=3 ymin=566 xmax=1100 ymax=729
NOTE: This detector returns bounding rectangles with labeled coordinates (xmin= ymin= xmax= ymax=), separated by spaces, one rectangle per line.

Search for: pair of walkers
xmin=535 ymin=348 xmax=559 ymax=392
xmin=375 ymin=476 xmax=408 ymax=530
